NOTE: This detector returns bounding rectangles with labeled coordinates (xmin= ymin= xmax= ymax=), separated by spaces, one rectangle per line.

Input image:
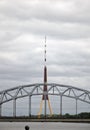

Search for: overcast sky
xmin=0 ymin=0 xmax=90 ymax=91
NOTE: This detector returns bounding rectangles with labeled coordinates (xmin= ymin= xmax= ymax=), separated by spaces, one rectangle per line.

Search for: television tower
xmin=38 ymin=36 xmax=53 ymax=118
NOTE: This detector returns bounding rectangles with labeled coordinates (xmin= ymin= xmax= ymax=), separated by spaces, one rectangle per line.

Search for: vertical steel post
xmin=44 ymin=93 xmax=47 ymax=118
xmin=0 ymin=104 xmax=2 ymax=117
xmin=29 ymin=95 xmax=31 ymax=117
xmin=13 ymin=99 xmax=16 ymax=117
xmin=76 ymin=99 xmax=78 ymax=115
xmin=60 ymin=95 xmax=62 ymax=116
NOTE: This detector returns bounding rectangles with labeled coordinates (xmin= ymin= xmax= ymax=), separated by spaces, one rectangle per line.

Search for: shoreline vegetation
xmin=0 ymin=112 xmax=90 ymax=123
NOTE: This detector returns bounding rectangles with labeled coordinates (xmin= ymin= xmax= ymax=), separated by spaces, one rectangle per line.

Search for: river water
xmin=0 ymin=122 xmax=90 ymax=130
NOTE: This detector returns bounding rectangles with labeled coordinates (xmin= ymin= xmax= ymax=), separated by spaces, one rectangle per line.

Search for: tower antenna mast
xmin=38 ymin=36 xmax=53 ymax=118
xmin=44 ymin=36 xmax=46 ymax=63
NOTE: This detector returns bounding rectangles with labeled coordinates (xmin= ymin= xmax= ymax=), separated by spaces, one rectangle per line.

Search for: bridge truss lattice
xmin=0 ymin=83 xmax=90 ymax=117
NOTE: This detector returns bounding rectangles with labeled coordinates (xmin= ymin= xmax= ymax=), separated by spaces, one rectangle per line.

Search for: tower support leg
xmin=38 ymin=100 xmax=43 ymax=118
xmin=48 ymin=99 xmax=53 ymax=116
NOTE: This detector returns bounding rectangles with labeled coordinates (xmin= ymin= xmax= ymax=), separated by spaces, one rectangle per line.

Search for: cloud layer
xmin=0 ymin=0 xmax=90 ymax=91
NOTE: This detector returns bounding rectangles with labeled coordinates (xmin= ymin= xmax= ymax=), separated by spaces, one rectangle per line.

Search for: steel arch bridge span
xmin=0 ymin=83 xmax=90 ymax=117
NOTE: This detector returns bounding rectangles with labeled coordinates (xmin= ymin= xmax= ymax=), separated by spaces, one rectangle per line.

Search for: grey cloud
xmin=0 ymin=20 xmax=90 ymax=40
xmin=0 ymin=0 xmax=90 ymax=24
xmin=0 ymin=0 xmax=90 ymax=40
xmin=0 ymin=0 xmax=90 ymax=91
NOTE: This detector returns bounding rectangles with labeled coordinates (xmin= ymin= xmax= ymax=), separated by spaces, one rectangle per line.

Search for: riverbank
xmin=0 ymin=118 xmax=90 ymax=123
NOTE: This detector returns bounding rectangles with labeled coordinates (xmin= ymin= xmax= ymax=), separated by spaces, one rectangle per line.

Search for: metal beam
xmin=76 ymin=99 xmax=78 ymax=115
xmin=60 ymin=95 xmax=62 ymax=115
xmin=44 ymin=94 xmax=47 ymax=118
xmin=29 ymin=96 xmax=31 ymax=117
xmin=0 ymin=83 xmax=89 ymax=117
xmin=0 ymin=83 xmax=90 ymax=105
xmin=0 ymin=104 xmax=2 ymax=117
xmin=13 ymin=99 xmax=16 ymax=117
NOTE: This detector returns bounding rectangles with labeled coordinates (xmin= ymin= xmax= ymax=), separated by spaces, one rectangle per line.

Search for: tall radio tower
xmin=38 ymin=36 xmax=53 ymax=118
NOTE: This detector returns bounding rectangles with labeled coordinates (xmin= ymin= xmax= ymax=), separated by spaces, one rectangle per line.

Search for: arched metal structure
xmin=0 ymin=83 xmax=90 ymax=117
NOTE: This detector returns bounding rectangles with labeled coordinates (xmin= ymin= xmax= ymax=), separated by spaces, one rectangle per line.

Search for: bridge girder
xmin=0 ymin=83 xmax=90 ymax=105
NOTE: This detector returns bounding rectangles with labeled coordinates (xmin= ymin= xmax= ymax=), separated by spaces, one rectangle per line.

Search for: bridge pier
xmin=13 ymin=99 xmax=16 ymax=117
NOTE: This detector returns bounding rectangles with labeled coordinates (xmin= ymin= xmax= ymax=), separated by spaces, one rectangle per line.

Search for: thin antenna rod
xmin=44 ymin=36 xmax=46 ymax=63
